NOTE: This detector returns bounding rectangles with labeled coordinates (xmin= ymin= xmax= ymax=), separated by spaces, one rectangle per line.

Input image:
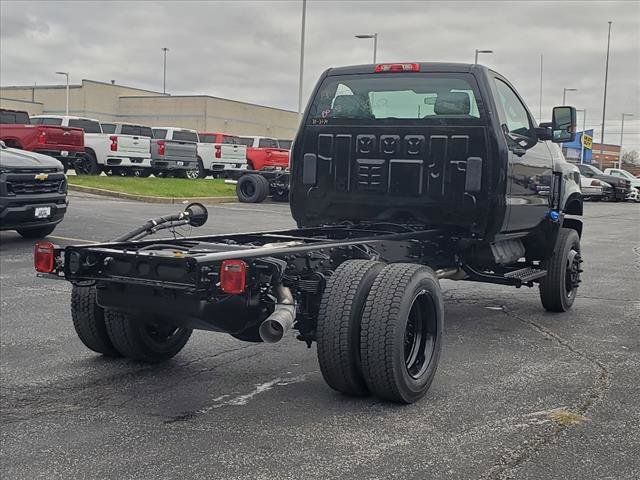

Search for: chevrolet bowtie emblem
xmin=34 ymin=173 xmax=49 ymax=181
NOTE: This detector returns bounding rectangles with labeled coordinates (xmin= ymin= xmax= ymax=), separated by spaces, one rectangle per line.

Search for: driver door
xmin=493 ymin=77 xmax=553 ymax=233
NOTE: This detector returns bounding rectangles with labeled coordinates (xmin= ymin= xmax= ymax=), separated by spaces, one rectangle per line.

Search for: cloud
xmin=1 ymin=0 xmax=638 ymax=146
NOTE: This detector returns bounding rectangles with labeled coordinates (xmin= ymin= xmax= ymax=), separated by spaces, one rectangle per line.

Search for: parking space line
xmin=48 ymin=235 xmax=97 ymax=244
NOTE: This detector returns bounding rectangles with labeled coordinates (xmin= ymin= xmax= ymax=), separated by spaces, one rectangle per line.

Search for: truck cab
xmin=291 ymin=62 xmax=581 ymax=250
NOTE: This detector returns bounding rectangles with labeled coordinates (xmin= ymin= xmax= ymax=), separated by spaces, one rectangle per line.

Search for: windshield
xmin=238 ymin=137 xmax=254 ymax=147
xmin=585 ymin=165 xmax=603 ymax=175
xmin=307 ymin=73 xmax=482 ymax=125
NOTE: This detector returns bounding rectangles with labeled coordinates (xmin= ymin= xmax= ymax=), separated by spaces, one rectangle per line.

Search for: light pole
xmin=298 ymin=0 xmax=307 ymax=114
xmin=161 ymin=47 xmax=169 ymax=94
xmin=562 ymin=87 xmax=577 ymax=105
xmin=474 ymin=49 xmax=493 ymax=64
xmin=600 ymin=21 xmax=613 ymax=166
xmin=618 ymin=113 xmax=633 ymax=169
xmin=355 ymin=33 xmax=378 ymax=63
xmin=576 ymin=109 xmax=587 ymax=164
xmin=539 ymin=54 xmax=543 ymax=122
xmin=55 ymin=71 xmax=69 ymax=116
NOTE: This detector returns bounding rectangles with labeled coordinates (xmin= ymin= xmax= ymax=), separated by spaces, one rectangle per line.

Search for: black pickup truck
xmin=1 ymin=142 xmax=68 ymax=238
xmin=36 ymin=63 xmax=583 ymax=404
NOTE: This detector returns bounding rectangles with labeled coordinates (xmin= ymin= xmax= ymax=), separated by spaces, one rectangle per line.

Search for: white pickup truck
xmin=192 ymin=132 xmax=247 ymax=178
xmin=31 ymin=116 xmax=152 ymax=176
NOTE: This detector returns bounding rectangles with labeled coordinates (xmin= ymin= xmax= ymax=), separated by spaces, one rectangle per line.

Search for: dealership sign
xmin=562 ymin=129 xmax=593 ymax=164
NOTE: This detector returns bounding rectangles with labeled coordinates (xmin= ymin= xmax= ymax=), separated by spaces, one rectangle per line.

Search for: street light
xmin=355 ymin=33 xmax=378 ymax=63
xmin=474 ymin=49 xmax=493 ymax=64
xmin=161 ymin=47 xmax=169 ymax=94
xmin=562 ymin=87 xmax=577 ymax=105
xmin=576 ymin=109 xmax=587 ymax=164
xmin=619 ymin=113 xmax=633 ymax=169
xmin=55 ymin=71 xmax=69 ymax=116
xmin=600 ymin=21 xmax=613 ymax=166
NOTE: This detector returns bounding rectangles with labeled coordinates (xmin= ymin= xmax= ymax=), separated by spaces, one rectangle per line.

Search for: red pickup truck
xmin=0 ymin=109 xmax=84 ymax=171
xmin=238 ymin=136 xmax=289 ymax=171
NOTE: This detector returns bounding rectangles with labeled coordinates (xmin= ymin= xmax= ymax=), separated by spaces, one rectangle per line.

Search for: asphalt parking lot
xmin=1 ymin=193 xmax=639 ymax=480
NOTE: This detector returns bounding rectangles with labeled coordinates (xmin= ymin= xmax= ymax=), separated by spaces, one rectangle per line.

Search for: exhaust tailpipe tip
xmin=259 ymin=319 xmax=286 ymax=343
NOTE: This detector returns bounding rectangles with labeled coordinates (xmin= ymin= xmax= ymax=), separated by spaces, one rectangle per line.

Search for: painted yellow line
xmin=48 ymin=235 xmax=97 ymax=244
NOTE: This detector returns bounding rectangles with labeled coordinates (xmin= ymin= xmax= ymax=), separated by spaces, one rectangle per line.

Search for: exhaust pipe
xmin=259 ymin=285 xmax=296 ymax=343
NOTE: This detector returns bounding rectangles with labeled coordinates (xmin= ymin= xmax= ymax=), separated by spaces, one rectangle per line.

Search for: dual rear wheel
xmin=316 ymin=260 xmax=444 ymax=404
xmin=71 ymin=285 xmax=191 ymax=362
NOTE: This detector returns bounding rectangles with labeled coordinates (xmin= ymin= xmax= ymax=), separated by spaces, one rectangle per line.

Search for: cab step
xmin=462 ymin=264 xmax=547 ymax=287
xmin=503 ymin=267 xmax=547 ymax=285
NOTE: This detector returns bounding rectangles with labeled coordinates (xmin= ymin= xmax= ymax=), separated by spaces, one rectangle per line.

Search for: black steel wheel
xmin=71 ymin=285 xmax=121 ymax=356
xmin=104 ymin=311 xmax=192 ymax=362
xmin=316 ymin=260 xmax=385 ymax=396
xmin=539 ymin=227 xmax=582 ymax=312
xmin=236 ymin=174 xmax=269 ymax=203
xmin=360 ymin=264 xmax=444 ymax=404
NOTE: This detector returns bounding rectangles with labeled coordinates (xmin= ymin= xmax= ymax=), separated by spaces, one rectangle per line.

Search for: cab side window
xmin=493 ymin=78 xmax=533 ymax=137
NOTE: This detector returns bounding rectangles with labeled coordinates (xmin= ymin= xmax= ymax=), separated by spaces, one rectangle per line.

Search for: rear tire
xmin=190 ymin=157 xmax=206 ymax=179
xmin=76 ymin=151 xmax=100 ymax=175
xmin=360 ymin=264 xmax=444 ymax=404
xmin=236 ymin=174 xmax=269 ymax=203
xmin=130 ymin=168 xmax=151 ymax=178
xmin=71 ymin=285 xmax=121 ymax=356
xmin=316 ymin=260 xmax=385 ymax=396
xmin=104 ymin=311 xmax=192 ymax=362
xmin=539 ymin=227 xmax=581 ymax=312
xmin=16 ymin=225 xmax=56 ymax=238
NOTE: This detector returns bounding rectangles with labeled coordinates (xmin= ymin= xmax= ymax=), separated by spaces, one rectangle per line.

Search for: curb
xmin=68 ymin=184 xmax=238 ymax=204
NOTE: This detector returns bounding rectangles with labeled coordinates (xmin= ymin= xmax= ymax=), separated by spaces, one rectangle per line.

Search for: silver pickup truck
xmin=151 ymin=127 xmax=198 ymax=178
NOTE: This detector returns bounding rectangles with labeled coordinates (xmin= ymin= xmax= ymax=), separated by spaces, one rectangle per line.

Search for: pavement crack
xmin=164 ymin=372 xmax=311 ymax=424
xmin=478 ymin=305 xmax=612 ymax=480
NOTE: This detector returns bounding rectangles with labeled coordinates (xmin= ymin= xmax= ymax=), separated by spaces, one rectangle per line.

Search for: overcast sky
xmin=1 ymin=0 xmax=639 ymax=148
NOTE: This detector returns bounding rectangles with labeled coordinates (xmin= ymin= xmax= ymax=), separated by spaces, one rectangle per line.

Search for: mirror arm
xmin=535 ymin=126 xmax=552 ymax=141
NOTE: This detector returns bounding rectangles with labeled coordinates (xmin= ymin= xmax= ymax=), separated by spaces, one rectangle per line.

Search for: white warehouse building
xmin=0 ymin=79 xmax=300 ymax=139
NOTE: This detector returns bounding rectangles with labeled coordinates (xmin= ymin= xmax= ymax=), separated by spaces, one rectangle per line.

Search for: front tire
xmin=104 ymin=311 xmax=192 ymax=362
xmin=360 ymin=264 xmax=444 ymax=404
xmin=16 ymin=225 xmax=56 ymax=238
xmin=316 ymin=260 xmax=385 ymax=396
xmin=539 ymin=227 xmax=582 ymax=312
xmin=71 ymin=285 xmax=121 ymax=356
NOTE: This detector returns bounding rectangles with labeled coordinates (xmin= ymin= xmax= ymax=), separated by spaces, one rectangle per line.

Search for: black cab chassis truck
xmin=36 ymin=63 xmax=583 ymax=404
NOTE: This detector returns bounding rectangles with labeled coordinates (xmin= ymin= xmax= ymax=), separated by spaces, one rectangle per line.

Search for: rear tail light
xmin=214 ymin=145 xmax=221 ymax=158
xmin=38 ymin=130 xmax=47 ymax=144
xmin=34 ymin=241 xmax=56 ymax=273
xmin=220 ymin=259 xmax=247 ymax=294
xmin=374 ymin=63 xmax=420 ymax=73
xmin=109 ymin=135 xmax=118 ymax=151
xmin=157 ymin=140 xmax=165 ymax=156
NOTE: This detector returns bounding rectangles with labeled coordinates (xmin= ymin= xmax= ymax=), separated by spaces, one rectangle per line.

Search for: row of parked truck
xmin=0 ymin=109 xmax=291 ymax=182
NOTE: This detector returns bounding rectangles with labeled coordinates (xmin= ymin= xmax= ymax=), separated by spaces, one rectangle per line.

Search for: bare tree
xmin=621 ymin=150 xmax=640 ymax=166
